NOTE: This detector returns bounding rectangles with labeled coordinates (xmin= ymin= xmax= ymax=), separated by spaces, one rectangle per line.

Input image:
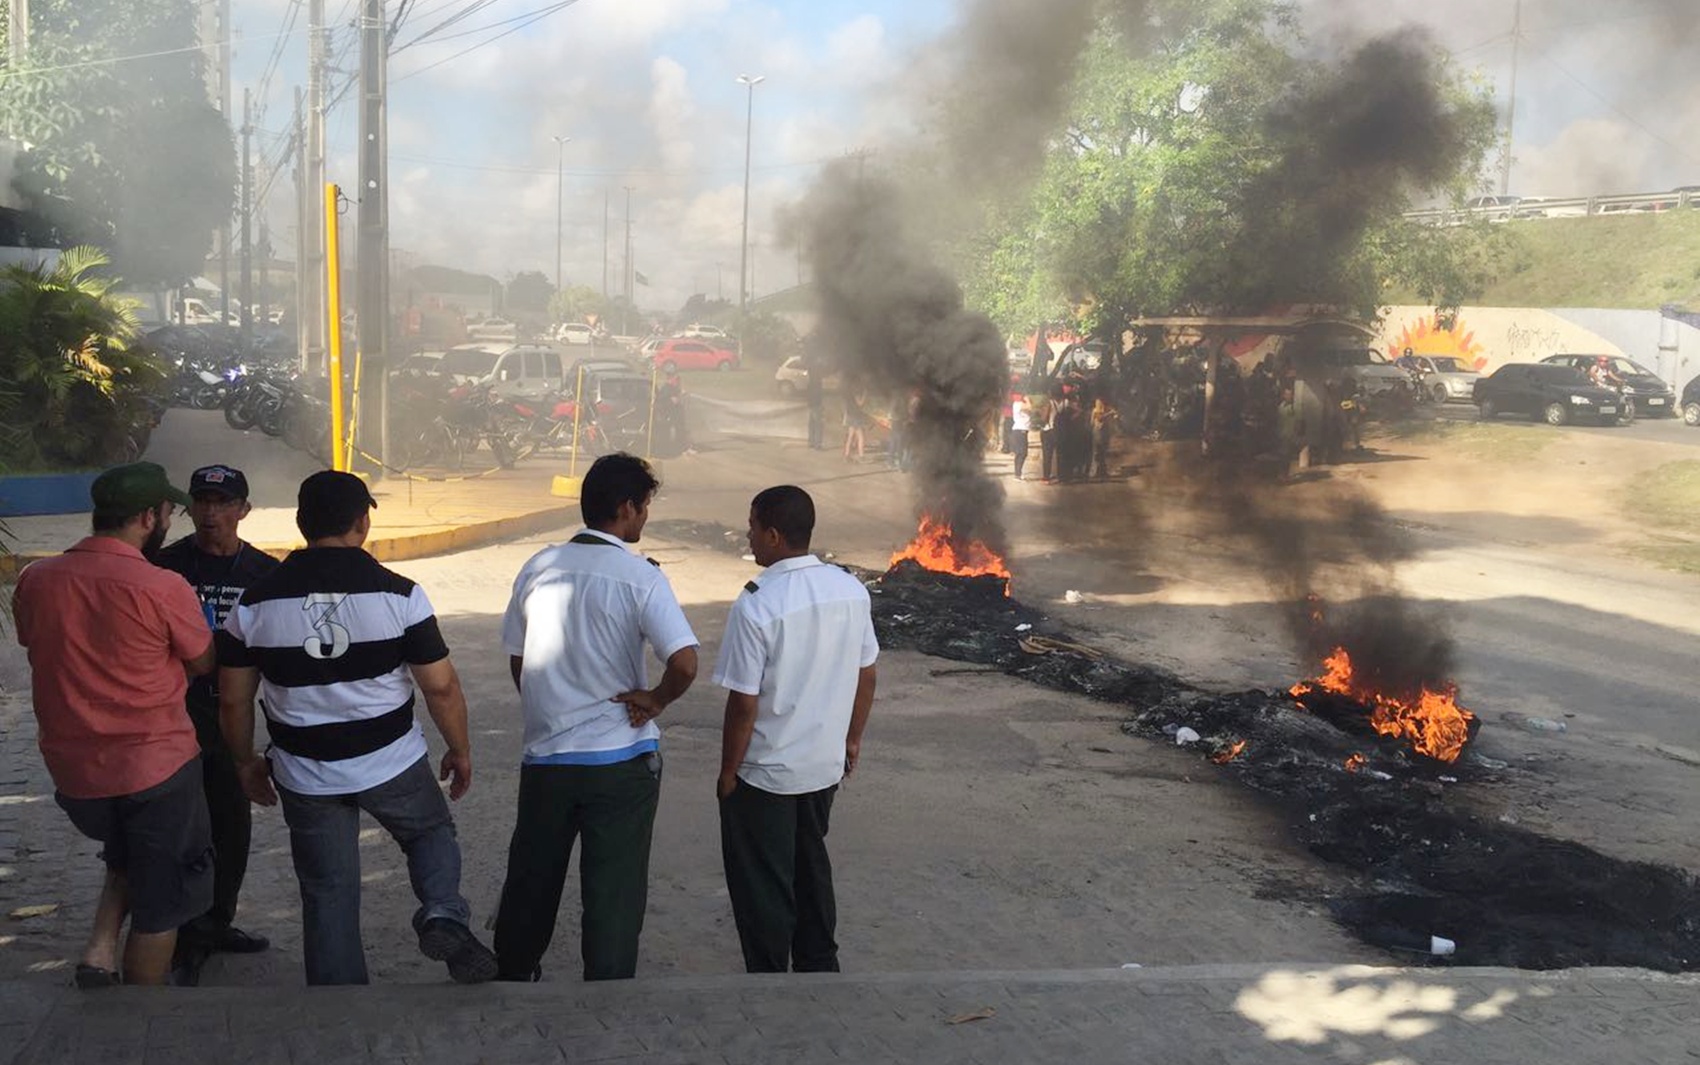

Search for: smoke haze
xmin=797 ymin=163 xmax=1008 ymax=551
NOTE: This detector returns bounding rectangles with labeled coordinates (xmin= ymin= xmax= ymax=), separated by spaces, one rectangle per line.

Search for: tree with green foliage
xmin=0 ymin=247 xmax=165 ymax=470
xmin=550 ymin=284 xmax=616 ymax=326
xmin=0 ymin=0 xmax=235 ymax=286
xmin=956 ymin=0 xmax=1507 ymax=337
xmin=505 ymin=270 xmax=554 ymax=313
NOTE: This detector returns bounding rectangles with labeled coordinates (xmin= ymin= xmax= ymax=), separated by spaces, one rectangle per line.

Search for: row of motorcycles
xmin=167 ymin=350 xmax=679 ymax=472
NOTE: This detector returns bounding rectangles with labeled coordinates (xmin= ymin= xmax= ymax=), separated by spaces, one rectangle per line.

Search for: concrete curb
xmin=0 ymin=503 xmax=581 ymax=579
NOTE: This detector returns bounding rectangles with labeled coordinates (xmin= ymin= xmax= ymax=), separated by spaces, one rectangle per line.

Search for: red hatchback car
xmin=651 ymin=338 xmax=738 ymax=373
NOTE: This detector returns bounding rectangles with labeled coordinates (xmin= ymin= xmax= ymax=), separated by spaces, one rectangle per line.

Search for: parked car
xmin=1538 ymin=354 xmax=1677 ymax=416
xmin=1465 ymin=194 xmax=1522 ymax=221
xmin=435 ymin=343 xmax=505 ymax=384
xmin=467 ymin=316 xmax=518 ymax=341
xmin=555 ymin=322 xmax=596 ymax=345
xmin=487 ymin=344 xmax=570 ymax=400
xmin=1681 ymin=374 xmax=1700 ymax=426
xmin=1317 ymin=348 xmax=1417 ymax=411
xmin=651 ymin=337 xmax=738 ymax=373
xmin=1473 ymin=363 xmax=1624 ymax=425
xmin=680 ymin=323 xmax=731 ymax=341
xmin=1395 ymin=353 xmax=1481 ymax=404
xmin=774 ymin=356 xmax=842 ymax=396
xmin=395 ymin=351 xmax=444 ymax=375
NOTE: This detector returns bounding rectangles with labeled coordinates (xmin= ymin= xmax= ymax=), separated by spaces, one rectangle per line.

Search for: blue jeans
xmin=277 ymin=757 xmax=471 ymax=985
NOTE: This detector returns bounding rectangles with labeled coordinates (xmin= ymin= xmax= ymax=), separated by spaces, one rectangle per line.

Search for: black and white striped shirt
xmin=219 ymin=547 xmax=449 ymax=795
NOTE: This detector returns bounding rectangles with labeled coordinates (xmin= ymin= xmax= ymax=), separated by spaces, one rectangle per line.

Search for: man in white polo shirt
xmin=494 ymin=453 xmax=699 ymax=982
xmin=713 ymin=485 xmax=878 ymax=973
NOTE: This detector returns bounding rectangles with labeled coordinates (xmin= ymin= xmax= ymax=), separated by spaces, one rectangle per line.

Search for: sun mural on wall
xmin=1386 ymin=315 xmax=1489 ymax=371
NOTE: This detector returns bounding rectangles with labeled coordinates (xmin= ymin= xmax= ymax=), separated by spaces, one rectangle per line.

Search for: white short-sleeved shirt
xmin=1010 ymin=398 xmax=1032 ymax=432
xmin=502 ymin=528 xmax=699 ymax=765
xmin=712 ymin=555 xmax=879 ymax=795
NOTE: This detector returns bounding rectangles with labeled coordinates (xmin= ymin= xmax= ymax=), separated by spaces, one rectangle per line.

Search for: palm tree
xmin=0 ymin=245 xmax=161 ymax=471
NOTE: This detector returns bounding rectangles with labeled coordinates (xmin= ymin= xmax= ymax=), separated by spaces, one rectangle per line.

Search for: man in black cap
xmin=156 ymin=465 xmax=278 ymax=970
xmin=12 ymin=462 xmax=216 ymax=986
xmin=217 ymin=471 xmax=497 ymax=985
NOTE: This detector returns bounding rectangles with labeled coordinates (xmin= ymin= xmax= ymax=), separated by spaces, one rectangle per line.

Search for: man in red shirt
xmin=12 ymin=462 xmax=217 ymax=986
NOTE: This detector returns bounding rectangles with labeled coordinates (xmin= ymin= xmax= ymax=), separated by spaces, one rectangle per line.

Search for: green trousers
xmin=719 ymin=779 xmax=840 ymax=973
xmin=492 ymin=754 xmax=661 ymax=981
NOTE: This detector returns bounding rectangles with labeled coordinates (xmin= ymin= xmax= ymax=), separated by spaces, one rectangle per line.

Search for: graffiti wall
xmin=1375 ymin=306 xmax=1622 ymax=374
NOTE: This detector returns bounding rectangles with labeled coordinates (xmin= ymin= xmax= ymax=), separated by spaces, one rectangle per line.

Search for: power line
xmin=1534 ymin=49 xmax=1700 ymax=169
xmin=391 ymin=0 xmax=581 ymax=83
xmin=389 ymin=0 xmax=504 ymax=54
xmin=0 ymin=24 xmax=308 ymax=82
xmin=388 ymin=149 xmax=841 ymax=178
xmin=393 ymin=0 xmax=576 ymax=52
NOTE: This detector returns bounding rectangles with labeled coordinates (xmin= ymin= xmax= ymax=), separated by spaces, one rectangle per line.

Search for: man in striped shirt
xmin=217 ymin=471 xmax=497 ymax=985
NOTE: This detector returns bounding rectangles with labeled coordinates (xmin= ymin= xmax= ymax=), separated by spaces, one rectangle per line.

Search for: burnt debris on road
xmin=868 ymin=560 xmax=1700 ymax=973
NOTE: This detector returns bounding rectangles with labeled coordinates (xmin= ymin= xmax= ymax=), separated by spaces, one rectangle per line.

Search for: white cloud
xmin=648 ymin=57 xmax=698 ymax=173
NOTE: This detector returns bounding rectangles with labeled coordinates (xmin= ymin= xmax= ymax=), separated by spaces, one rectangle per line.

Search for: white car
xmin=555 ymin=322 xmax=595 ymax=345
xmin=681 ymin=323 xmax=731 ymax=340
xmin=774 ymin=356 xmax=840 ymax=396
xmin=468 ymin=317 xmax=518 ymax=341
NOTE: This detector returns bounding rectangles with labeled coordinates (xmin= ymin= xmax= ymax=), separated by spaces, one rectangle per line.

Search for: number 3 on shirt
xmin=302 ymin=593 xmax=352 ymax=660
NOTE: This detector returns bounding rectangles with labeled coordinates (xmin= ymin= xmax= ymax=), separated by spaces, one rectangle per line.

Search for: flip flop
xmin=74 ymin=963 xmax=121 ymax=989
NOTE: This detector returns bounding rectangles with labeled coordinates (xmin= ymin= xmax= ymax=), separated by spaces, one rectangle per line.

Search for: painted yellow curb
xmin=551 ymin=475 xmax=583 ymax=499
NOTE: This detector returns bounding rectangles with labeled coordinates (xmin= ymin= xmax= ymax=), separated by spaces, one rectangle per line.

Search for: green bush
xmin=0 ymin=246 xmax=165 ymax=472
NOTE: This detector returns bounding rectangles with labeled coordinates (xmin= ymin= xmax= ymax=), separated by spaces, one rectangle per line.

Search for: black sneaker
xmin=417 ymin=917 xmax=498 ymax=984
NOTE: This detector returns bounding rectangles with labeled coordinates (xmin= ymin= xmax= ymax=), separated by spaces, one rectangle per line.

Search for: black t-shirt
xmin=156 ymin=535 xmax=281 ymax=704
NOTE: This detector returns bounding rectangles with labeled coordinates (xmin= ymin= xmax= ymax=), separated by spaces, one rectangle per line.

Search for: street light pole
xmin=553 ymin=135 xmax=569 ymax=313
xmin=736 ymin=73 xmax=765 ymax=321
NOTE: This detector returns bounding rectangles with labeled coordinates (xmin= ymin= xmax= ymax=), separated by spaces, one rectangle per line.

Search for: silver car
xmin=1397 ymin=354 xmax=1481 ymax=404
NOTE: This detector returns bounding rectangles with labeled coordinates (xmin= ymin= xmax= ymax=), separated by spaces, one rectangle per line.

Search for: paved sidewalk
xmin=2 ymin=965 xmax=1690 ymax=1064
xmin=0 ymin=409 xmax=601 ymax=572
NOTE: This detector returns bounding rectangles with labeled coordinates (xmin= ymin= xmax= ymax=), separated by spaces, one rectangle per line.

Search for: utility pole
xmin=7 ymin=0 xmax=28 ymax=63
xmin=259 ymin=218 xmax=270 ymax=328
xmin=293 ymin=86 xmax=310 ymax=371
xmin=736 ymin=74 xmax=765 ymax=321
xmin=305 ymin=0 xmax=327 ymax=375
xmin=622 ymin=186 xmax=633 ymax=336
xmin=356 ymin=0 xmax=390 ymax=471
xmin=1500 ymin=0 xmax=1522 ymax=196
xmin=239 ymin=87 xmax=253 ymax=351
xmin=216 ymin=0 xmax=232 ymax=324
xmin=552 ymin=136 xmax=568 ymax=307
xmin=602 ymin=189 xmax=610 ymax=299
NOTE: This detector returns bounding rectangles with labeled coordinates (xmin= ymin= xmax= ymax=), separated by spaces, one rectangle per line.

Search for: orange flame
xmin=1211 ymin=739 xmax=1248 ymax=765
xmin=1344 ymin=753 xmax=1367 ymax=773
xmin=1290 ymin=647 xmax=1476 ymax=763
xmin=890 ymin=515 xmax=1012 ymax=584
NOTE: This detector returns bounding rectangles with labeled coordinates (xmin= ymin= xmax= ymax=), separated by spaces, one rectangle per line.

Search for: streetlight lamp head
xmin=737 ymin=74 xmax=765 ymax=87
xmin=553 ymin=135 xmax=570 ymax=145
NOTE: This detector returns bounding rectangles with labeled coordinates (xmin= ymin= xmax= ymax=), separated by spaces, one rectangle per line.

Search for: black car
xmin=1473 ymin=363 xmax=1624 ymax=426
xmin=1539 ymin=354 xmax=1677 ymax=417
xmin=1682 ymin=374 xmax=1700 ymax=427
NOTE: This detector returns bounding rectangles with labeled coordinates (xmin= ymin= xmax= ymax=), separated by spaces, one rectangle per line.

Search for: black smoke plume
xmin=796 ymin=163 xmax=1008 ymax=552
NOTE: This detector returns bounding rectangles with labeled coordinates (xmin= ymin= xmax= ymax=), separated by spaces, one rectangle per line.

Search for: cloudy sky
xmin=228 ymin=0 xmax=1700 ymax=311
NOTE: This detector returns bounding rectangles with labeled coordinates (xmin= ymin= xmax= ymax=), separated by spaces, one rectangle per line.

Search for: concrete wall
xmin=1375 ymin=305 xmax=1700 ymax=388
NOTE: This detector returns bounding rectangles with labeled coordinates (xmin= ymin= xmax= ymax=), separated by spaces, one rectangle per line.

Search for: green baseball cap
xmin=90 ymin=461 xmax=194 ymax=517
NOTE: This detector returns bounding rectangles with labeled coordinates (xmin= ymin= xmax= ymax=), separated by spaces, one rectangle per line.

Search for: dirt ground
xmin=1 ymin=416 xmax=1695 ymax=984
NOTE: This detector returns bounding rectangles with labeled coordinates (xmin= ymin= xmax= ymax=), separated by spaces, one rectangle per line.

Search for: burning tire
xmin=1542 ymin=401 xmax=1569 ymax=426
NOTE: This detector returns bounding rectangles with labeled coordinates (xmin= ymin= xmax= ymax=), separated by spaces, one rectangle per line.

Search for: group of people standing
xmin=1007 ymin=380 xmax=1120 ymax=483
xmin=13 ymin=456 xmax=877 ymax=987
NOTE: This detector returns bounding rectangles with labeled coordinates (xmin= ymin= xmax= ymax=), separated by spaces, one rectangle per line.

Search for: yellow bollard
xmin=324 ymin=182 xmax=346 ymax=472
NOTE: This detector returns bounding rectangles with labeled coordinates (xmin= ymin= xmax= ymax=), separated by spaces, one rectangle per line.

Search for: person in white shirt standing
xmin=713 ymin=485 xmax=878 ymax=973
xmin=494 ymin=453 xmax=699 ymax=982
